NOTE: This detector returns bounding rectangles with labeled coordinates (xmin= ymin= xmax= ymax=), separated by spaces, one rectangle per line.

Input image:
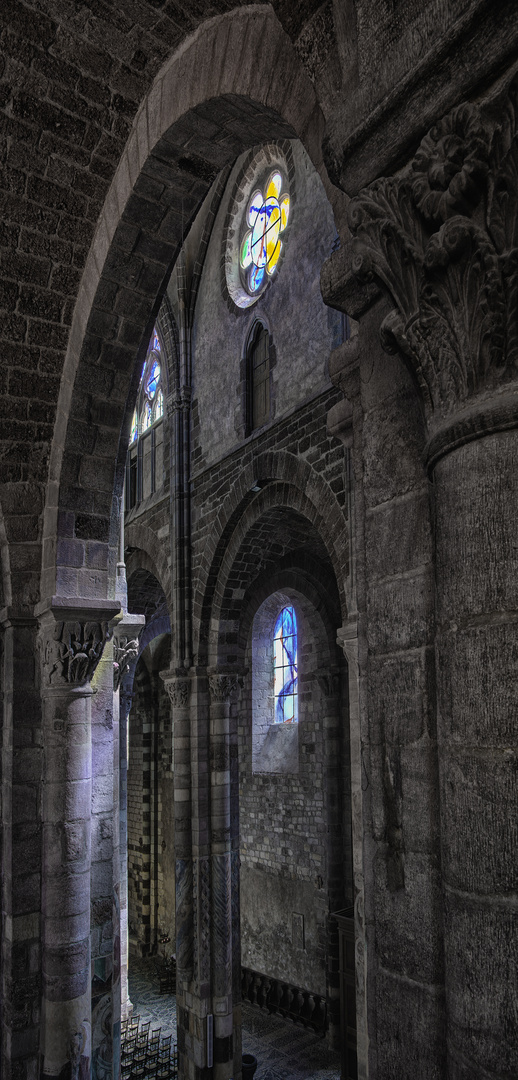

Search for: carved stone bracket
xmin=36 ymin=598 xmax=121 ymax=690
xmin=348 ymin=73 xmax=518 ymax=438
xmin=208 ymin=672 xmax=239 ymax=705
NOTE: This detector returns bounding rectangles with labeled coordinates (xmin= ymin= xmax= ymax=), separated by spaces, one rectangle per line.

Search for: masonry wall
xmin=238 ymin=657 xmax=345 ymax=996
xmin=190 ymin=138 xmax=341 ymax=472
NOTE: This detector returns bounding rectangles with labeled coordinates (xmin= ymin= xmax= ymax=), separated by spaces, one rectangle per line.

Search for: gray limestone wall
xmin=238 ymin=671 xmax=333 ymax=997
xmin=191 ymin=139 xmax=340 ymax=472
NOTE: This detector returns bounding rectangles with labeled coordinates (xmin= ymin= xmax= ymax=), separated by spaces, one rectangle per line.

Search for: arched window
xmin=126 ymin=328 xmax=164 ymax=510
xmin=247 ymin=323 xmax=270 ymax=432
xmin=251 ymin=593 xmax=300 ymax=773
xmin=129 ymin=330 xmax=163 ymax=443
xmin=273 ymin=605 xmax=298 ymax=722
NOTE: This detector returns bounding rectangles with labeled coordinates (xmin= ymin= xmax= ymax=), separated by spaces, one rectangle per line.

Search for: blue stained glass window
xmin=146 ymin=359 xmax=160 ymax=399
xmin=273 ymin=606 xmax=298 ymax=722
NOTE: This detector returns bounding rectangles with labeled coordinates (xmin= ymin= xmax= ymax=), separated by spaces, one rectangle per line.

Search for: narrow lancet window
xmin=273 ymin=605 xmax=298 ymax=722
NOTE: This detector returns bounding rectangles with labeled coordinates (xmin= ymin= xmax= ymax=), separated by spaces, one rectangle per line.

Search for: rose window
xmin=240 ymin=171 xmax=290 ymax=297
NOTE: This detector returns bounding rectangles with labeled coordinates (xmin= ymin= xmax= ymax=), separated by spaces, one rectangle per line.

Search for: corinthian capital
xmin=348 ymin=75 xmax=518 ymax=428
xmin=37 ymin=598 xmax=121 ymax=690
xmin=160 ymin=669 xmax=191 ymax=712
xmin=208 ymin=672 xmax=239 ymax=704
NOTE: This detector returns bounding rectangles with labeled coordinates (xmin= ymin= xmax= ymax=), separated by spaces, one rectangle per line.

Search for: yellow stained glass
xmin=266 ymin=240 xmax=281 ymax=275
xmin=280 ymin=195 xmax=290 ymax=231
xmin=266 ymin=171 xmax=282 ymax=199
xmin=240 ymin=168 xmax=289 ymax=297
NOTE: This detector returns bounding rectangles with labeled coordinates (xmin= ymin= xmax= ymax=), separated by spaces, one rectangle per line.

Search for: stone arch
xmin=40 ymin=4 xmax=328 ymax=605
xmin=196 ymin=449 xmax=348 ymax=666
xmin=125 ymin=522 xmax=171 ymax=607
xmin=212 ymin=484 xmax=350 ymax=1046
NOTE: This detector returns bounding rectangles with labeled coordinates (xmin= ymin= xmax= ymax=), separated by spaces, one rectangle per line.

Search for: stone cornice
xmin=324 ymin=0 xmax=518 ymax=194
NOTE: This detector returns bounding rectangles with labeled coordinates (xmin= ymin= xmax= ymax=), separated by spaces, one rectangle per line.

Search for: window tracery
xmin=240 ymin=170 xmax=290 ymax=297
xmin=126 ymin=328 xmax=164 ymax=511
xmin=130 ymin=331 xmax=163 ymax=444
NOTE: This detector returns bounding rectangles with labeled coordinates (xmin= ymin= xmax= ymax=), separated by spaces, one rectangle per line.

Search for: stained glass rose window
xmin=224 ymin=148 xmax=293 ymax=310
xmin=240 ymin=171 xmax=290 ymax=297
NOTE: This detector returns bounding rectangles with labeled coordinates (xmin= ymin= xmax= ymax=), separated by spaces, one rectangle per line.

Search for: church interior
xmin=0 ymin=2 xmax=517 ymax=1079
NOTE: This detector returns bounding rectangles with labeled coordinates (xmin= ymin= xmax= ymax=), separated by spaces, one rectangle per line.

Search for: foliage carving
xmin=348 ymin=75 xmax=518 ymax=421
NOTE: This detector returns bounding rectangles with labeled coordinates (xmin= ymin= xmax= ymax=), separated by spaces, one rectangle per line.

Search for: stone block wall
xmin=238 ymin=672 xmax=334 ymax=997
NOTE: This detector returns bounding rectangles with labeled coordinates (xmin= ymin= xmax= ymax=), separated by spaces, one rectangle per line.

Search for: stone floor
xmin=128 ymin=957 xmax=341 ymax=1079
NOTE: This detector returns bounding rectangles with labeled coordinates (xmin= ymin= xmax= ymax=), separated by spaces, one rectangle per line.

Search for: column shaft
xmin=433 ymin=431 xmax=518 ymax=1079
xmin=41 ymin=684 xmax=93 ymax=1079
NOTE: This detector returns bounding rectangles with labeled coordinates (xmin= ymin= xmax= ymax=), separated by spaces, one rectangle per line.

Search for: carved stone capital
xmin=337 ymin=620 xmax=359 ymax=676
xmin=208 ymin=672 xmax=239 ymax=705
xmin=113 ymin=613 xmax=145 ymax=691
xmin=167 ymin=386 xmax=192 ymax=414
xmin=348 ymin=75 xmax=518 ymax=435
xmin=313 ymin=669 xmax=341 ymax=698
xmin=161 ymin=673 xmax=190 ymax=709
xmin=36 ymin=598 xmax=121 ymax=691
xmin=113 ymin=636 xmax=139 ymax=691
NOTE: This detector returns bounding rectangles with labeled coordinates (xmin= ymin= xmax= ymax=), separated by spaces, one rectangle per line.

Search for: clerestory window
xmin=247 ymin=322 xmax=270 ymax=432
xmin=126 ymin=328 xmax=164 ymax=510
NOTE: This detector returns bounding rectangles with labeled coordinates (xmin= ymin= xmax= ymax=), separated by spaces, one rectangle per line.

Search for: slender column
xmin=113 ymin=618 xmax=144 ymax=1020
xmin=161 ymin=673 xmax=193 ymax=977
xmin=36 ymin=598 xmax=120 ymax=1080
xmin=328 ymin=339 xmax=369 ymax=1078
xmin=208 ymin=672 xmax=239 ymax=1080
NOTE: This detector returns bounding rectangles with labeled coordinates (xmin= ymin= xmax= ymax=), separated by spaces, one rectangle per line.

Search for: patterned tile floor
xmin=128 ymin=958 xmax=341 ymax=1080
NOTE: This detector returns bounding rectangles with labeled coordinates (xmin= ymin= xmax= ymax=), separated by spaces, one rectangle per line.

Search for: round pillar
xmin=113 ymin=617 xmax=144 ymax=1021
xmin=431 ymin=427 xmax=518 ymax=1079
xmin=208 ymin=672 xmax=239 ymax=1080
xmin=37 ymin=599 xmax=119 ymax=1080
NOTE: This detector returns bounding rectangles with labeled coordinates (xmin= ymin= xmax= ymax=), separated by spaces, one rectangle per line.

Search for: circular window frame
xmin=223 ymin=143 xmax=295 ymax=312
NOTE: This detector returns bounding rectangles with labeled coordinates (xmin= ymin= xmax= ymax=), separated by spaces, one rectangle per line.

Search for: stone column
xmin=161 ymin=673 xmax=193 ymax=976
xmin=337 ymin=622 xmax=368 ymax=1079
xmin=113 ymin=617 xmax=144 ymax=1021
xmin=328 ymin=337 xmax=369 ymax=1078
xmin=208 ymin=672 xmax=239 ymax=1080
xmin=342 ymin=78 xmax=518 ymax=1080
xmin=36 ymin=598 xmax=120 ymax=1080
